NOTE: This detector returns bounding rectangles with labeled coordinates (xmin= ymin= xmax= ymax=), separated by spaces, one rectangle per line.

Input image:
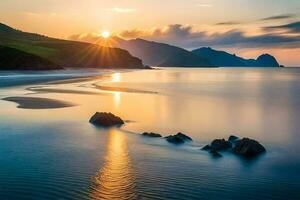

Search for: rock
xmin=165 ymin=132 xmax=192 ymax=144
xmin=228 ymin=135 xmax=239 ymax=142
xmin=233 ymin=138 xmax=266 ymax=157
xmin=211 ymin=139 xmax=232 ymax=151
xmin=176 ymin=132 xmax=193 ymax=141
xmin=89 ymin=112 xmax=124 ymax=128
xmin=210 ymin=150 xmax=222 ymax=158
xmin=142 ymin=132 xmax=162 ymax=138
xmin=165 ymin=136 xmax=185 ymax=144
xmin=201 ymin=145 xmax=212 ymax=151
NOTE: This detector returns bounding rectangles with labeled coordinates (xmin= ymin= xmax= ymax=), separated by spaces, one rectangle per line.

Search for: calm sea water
xmin=0 ymin=68 xmax=299 ymax=200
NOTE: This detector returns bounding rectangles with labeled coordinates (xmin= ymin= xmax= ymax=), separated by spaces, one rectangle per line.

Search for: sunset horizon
xmin=0 ymin=0 xmax=299 ymax=66
xmin=0 ymin=1 xmax=300 ymax=200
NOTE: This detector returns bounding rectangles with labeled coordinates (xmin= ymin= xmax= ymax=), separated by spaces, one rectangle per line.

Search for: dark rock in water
xmin=228 ymin=135 xmax=239 ymax=142
xmin=142 ymin=132 xmax=162 ymax=138
xmin=201 ymin=145 xmax=212 ymax=151
xmin=176 ymin=132 xmax=193 ymax=141
xmin=210 ymin=150 xmax=222 ymax=158
xmin=166 ymin=136 xmax=185 ymax=144
xmin=165 ymin=132 xmax=192 ymax=144
xmin=89 ymin=112 xmax=124 ymax=128
xmin=211 ymin=139 xmax=232 ymax=151
xmin=233 ymin=138 xmax=266 ymax=157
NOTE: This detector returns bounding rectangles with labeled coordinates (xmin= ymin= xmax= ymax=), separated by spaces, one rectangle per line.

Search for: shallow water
xmin=0 ymin=68 xmax=299 ymax=199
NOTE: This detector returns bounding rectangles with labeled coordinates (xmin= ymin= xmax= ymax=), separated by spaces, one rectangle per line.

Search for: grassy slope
xmin=0 ymin=23 xmax=145 ymax=69
xmin=0 ymin=45 xmax=62 ymax=70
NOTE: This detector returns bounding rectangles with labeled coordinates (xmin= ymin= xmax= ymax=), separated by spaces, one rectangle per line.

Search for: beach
xmin=0 ymin=68 xmax=300 ymax=199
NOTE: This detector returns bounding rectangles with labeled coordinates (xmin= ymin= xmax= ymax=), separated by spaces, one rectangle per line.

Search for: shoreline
xmin=0 ymin=69 xmax=128 ymax=88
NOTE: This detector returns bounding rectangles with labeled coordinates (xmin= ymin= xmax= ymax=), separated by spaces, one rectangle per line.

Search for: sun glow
xmin=101 ymin=31 xmax=111 ymax=39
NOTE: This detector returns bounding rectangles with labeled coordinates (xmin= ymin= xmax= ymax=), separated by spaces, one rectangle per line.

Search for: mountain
xmin=114 ymin=38 xmax=280 ymax=67
xmin=256 ymin=54 xmax=280 ymax=67
xmin=114 ymin=38 xmax=213 ymax=67
xmin=0 ymin=46 xmax=62 ymax=70
xmin=0 ymin=23 xmax=146 ymax=70
xmin=192 ymin=47 xmax=280 ymax=67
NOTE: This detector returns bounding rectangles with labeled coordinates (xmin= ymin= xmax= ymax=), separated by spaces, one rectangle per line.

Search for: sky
xmin=0 ymin=0 xmax=299 ymax=66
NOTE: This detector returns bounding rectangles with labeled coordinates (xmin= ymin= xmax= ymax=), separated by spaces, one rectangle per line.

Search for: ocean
xmin=0 ymin=67 xmax=299 ymax=199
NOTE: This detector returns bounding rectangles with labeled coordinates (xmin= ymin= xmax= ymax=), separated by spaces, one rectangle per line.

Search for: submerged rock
xmin=142 ymin=132 xmax=162 ymax=138
xmin=165 ymin=132 xmax=193 ymax=144
xmin=89 ymin=112 xmax=124 ymax=128
xmin=233 ymin=138 xmax=266 ymax=157
xmin=210 ymin=150 xmax=222 ymax=158
xmin=211 ymin=139 xmax=232 ymax=151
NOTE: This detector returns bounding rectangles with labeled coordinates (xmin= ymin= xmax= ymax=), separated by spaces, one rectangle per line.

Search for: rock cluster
xmin=141 ymin=131 xmax=193 ymax=144
xmin=202 ymin=135 xmax=266 ymax=158
xmin=88 ymin=113 xmax=266 ymax=160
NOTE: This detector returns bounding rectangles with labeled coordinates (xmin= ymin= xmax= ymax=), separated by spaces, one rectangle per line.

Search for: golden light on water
xmin=114 ymin=92 xmax=121 ymax=108
xmin=90 ymin=129 xmax=137 ymax=200
xmin=112 ymin=73 xmax=121 ymax=82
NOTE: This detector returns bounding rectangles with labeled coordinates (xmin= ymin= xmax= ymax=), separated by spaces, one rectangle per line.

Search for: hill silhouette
xmin=0 ymin=23 xmax=146 ymax=70
xmin=192 ymin=47 xmax=280 ymax=67
xmin=115 ymin=38 xmax=213 ymax=67
xmin=113 ymin=37 xmax=280 ymax=67
xmin=0 ymin=45 xmax=62 ymax=70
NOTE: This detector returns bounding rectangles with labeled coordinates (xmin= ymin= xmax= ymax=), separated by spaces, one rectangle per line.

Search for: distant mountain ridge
xmin=114 ymin=38 xmax=280 ymax=67
xmin=115 ymin=38 xmax=213 ymax=67
xmin=0 ymin=23 xmax=146 ymax=70
xmin=192 ymin=47 xmax=280 ymax=67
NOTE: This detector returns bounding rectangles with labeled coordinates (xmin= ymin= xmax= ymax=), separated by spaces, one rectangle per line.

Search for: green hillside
xmin=0 ymin=45 xmax=62 ymax=70
xmin=0 ymin=23 xmax=146 ymax=69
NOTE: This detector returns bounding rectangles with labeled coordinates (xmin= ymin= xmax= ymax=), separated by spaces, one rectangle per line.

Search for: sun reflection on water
xmin=112 ymin=73 xmax=121 ymax=82
xmin=90 ymin=129 xmax=137 ymax=200
xmin=113 ymin=92 xmax=121 ymax=108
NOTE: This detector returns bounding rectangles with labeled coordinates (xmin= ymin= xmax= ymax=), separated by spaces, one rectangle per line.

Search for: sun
xmin=101 ymin=31 xmax=111 ymax=39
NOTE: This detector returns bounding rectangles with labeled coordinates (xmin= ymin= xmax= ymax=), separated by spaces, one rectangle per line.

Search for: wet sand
xmin=93 ymin=84 xmax=158 ymax=94
xmin=2 ymin=96 xmax=76 ymax=109
xmin=27 ymin=86 xmax=104 ymax=95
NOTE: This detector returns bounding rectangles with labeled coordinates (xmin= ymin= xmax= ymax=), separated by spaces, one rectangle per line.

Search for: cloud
xmin=24 ymin=12 xmax=40 ymax=17
xmin=260 ymin=14 xmax=295 ymax=21
xmin=120 ymin=24 xmax=300 ymax=49
xmin=107 ymin=7 xmax=136 ymax=13
xmin=215 ymin=21 xmax=241 ymax=26
xmin=70 ymin=24 xmax=300 ymax=50
xmin=264 ymin=21 xmax=300 ymax=34
xmin=196 ymin=4 xmax=213 ymax=7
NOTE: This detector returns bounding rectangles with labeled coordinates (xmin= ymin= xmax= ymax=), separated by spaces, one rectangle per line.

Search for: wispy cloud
xmin=260 ymin=14 xmax=295 ymax=21
xmin=107 ymin=7 xmax=136 ymax=13
xmin=215 ymin=21 xmax=241 ymax=26
xmin=24 ymin=12 xmax=40 ymax=17
xmin=264 ymin=21 xmax=300 ymax=33
xmin=196 ymin=4 xmax=213 ymax=8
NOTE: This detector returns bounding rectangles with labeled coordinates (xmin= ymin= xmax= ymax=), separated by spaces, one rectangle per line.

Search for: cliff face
xmin=0 ymin=23 xmax=146 ymax=70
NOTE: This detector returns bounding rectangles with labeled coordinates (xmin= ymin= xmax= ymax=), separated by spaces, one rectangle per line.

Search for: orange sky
xmin=0 ymin=0 xmax=299 ymax=66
